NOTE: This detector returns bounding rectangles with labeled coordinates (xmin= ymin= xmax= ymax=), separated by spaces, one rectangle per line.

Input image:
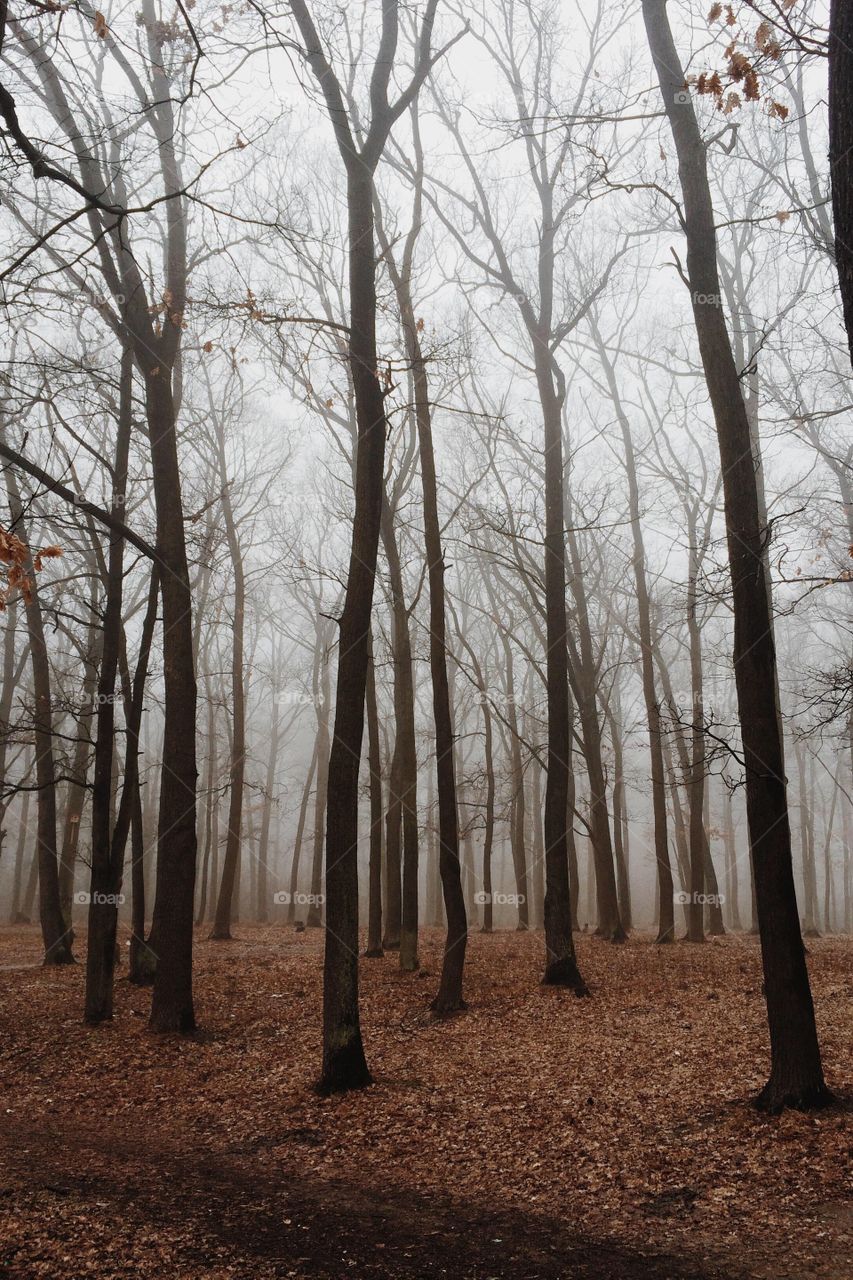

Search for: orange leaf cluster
xmin=699 ymin=4 xmax=789 ymax=119
xmin=0 ymin=529 xmax=62 ymax=610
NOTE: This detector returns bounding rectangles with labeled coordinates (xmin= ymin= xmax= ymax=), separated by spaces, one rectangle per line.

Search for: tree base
xmin=208 ymin=928 xmax=234 ymax=941
xmin=595 ymin=923 xmax=628 ymax=943
xmin=363 ymin=947 xmax=384 ymax=958
xmin=43 ymin=945 xmax=75 ymax=966
xmin=149 ymin=1003 xmax=196 ymax=1035
xmin=755 ymin=1078 xmax=835 ymax=1114
xmin=542 ymin=956 xmax=590 ymax=996
xmin=656 ymin=927 xmax=675 ymax=944
xmin=129 ymin=942 xmax=158 ymax=986
xmin=429 ymin=994 xmax=467 ymax=1017
xmin=317 ymin=1035 xmax=372 ymax=1095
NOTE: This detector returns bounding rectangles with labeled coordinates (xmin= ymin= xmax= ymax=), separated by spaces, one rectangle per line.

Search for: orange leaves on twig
xmin=0 ymin=530 xmax=62 ymax=611
xmin=33 ymin=546 xmax=62 ymax=573
xmin=698 ymin=4 xmax=788 ymax=119
xmin=93 ymin=10 xmax=109 ymax=38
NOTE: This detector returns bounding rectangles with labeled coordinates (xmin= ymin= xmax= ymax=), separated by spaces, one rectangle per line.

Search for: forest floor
xmin=0 ymin=925 xmax=850 ymax=1280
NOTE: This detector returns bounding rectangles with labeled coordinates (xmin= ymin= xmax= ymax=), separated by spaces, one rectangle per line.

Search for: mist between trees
xmin=0 ymin=0 xmax=850 ymax=1115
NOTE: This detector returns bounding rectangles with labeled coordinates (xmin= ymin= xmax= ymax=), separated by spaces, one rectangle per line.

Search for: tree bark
xmin=643 ymin=0 xmax=831 ymax=1110
xmin=829 ymin=0 xmax=853 ymax=369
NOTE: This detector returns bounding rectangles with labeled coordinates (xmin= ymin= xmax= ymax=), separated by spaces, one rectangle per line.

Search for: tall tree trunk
xmin=380 ymin=501 xmax=419 ymax=970
xmin=534 ymin=295 xmax=587 ymax=988
xmin=256 ymin=700 xmax=281 ymax=926
xmin=288 ymin=740 xmax=318 ymax=924
xmin=723 ymin=779 xmax=743 ymax=931
xmin=85 ymin=345 xmax=135 ymax=1020
xmin=686 ymin=539 xmax=705 ymax=944
xmin=211 ymin=436 xmax=247 ymax=940
xmin=565 ymin=507 xmax=624 ymax=942
xmin=195 ymin=689 xmax=217 ymax=926
xmin=3 ymin=459 xmax=72 ymax=964
xmin=307 ymin=632 xmax=331 ymax=929
xmin=829 ymin=0 xmax=853 ymax=369
xmin=591 ymin=324 xmax=673 ymax=940
xmin=9 ymin=786 xmax=30 ymax=924
xmin=380 ymin=155 xmax=467 ymax=1009
xmin=364 ymin=630 xmax=384 ymax=956
xmin=643 ymin=0 xmax=830 ymax=1110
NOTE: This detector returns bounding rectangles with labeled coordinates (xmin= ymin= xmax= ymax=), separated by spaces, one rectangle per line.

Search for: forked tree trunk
xmin=126 ymin=568 xmax=160 ymax=986
xmin=380 ymin=500 xmax=419 ymax=970
xmin=290 ymin=0 xmax=443 ymax=1089
xmin=643 ymin=0 xmax=831 ymax=1110
xmin=85 ymin=345 xmax=135 ymax=1020
xmin=380 ymin=157 xmax=467 ymax=1008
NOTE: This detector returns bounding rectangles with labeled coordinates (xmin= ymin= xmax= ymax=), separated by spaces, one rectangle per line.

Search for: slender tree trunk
xmin=307 ymin=633 xmax=331 ymax=928
xmin=830 ymin=0 xmax=853 ymax=370
xmin=686 ymin=541 xmax=705 ymax=944
xmin=382 ymin=172 xmax=467 ymax=1009
xmin=289 ymin=740 xmax=318 ymax=924
xmin=256 ymin=702 xmax=280 ymax=927
xmin=3 ymin=459 xmax=72 ymax=964
xmin=534 ymin=331 xmax=587 ymax=987
xmin=592 ymin=325 xmax=673 ymax=940
xmin=723 ymin=780 xmax=743 ymax=931
xmin=364 ymin=631 xmax=384 ymax=956
xmin=9 ymin=786 xmax=30 ymax=923
xmin=643 ymin=0 xmax=831 ymax=1109
xmin=126 ymin=568 xmax=160 ymax=986
xmin=195 ymin=690 xmax=216 ymax=926
xmin=211 ymin=441 xmax=247 ymax=940
xmin=85 ymin=345 xmax=135 ymax=1020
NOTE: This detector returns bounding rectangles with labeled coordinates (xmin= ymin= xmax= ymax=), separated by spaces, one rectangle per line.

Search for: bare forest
xmin=0 ymin=0 xmax=851 ymax=1276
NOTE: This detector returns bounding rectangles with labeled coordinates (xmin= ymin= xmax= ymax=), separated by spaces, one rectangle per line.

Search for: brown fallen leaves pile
xmin=0 ymin=925 xmax=849 ymax=1279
